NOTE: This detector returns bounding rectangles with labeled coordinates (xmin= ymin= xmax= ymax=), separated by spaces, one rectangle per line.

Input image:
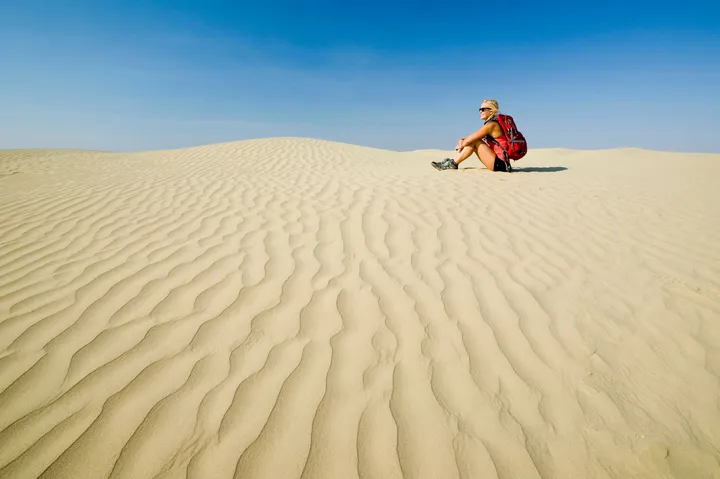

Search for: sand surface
xmin=1 ymin=138 xmax=719 ymax=479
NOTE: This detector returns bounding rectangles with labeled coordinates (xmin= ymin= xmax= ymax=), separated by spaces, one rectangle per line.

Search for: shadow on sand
xmin=459 ymin=166 xmax=568 ymax=173
xmin=512 ymin=166 xmax=567 ymax=173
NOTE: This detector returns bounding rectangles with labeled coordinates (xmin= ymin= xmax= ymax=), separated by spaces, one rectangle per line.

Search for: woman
xmin=432 ymin=99 xmax=511 ymax=172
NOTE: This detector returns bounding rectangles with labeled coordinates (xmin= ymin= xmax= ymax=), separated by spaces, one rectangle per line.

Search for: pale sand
xmin=1 ymin=138 xmax=719 ymax=479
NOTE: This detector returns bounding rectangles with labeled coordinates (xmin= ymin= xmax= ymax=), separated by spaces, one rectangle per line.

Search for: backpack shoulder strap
xmin=484 ymin=115 xmax=509 ymax=162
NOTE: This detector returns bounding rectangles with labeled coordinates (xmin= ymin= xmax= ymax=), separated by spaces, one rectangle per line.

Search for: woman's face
xmin=479 ymin=103 xmax=493 ymax=121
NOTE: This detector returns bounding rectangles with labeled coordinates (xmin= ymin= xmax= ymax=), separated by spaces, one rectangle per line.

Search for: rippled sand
xmin=1 ymin=139 xmax=719 ymax=479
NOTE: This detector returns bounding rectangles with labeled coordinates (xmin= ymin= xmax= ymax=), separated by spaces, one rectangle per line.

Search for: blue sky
xmin=1 ymin=0 xmax=718 ymax=152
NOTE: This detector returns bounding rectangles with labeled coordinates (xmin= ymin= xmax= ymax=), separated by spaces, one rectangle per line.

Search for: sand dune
xmin=1 ymin=138 xmax=719 ymax=479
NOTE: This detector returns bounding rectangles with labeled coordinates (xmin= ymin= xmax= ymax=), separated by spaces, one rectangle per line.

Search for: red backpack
xmin=495 ymin=114 xmax=527 ymax=161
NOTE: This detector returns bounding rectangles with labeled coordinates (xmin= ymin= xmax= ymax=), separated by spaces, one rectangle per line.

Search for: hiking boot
xmin=431 ymin=158 xmax=447 ymax=169
xmin=431 ymin=158 xmax=458 ymax=170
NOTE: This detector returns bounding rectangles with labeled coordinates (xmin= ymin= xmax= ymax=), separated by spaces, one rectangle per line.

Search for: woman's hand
xmin=455 ymin=138 xmax=465 ymax=151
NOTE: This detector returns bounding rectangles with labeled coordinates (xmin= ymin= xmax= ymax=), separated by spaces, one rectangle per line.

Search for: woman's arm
xmin=459 ymin=123 xmax=493 ymax=148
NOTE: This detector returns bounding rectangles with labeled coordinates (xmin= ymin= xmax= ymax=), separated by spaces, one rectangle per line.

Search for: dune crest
xmin=1 ymin=138 xmax=720 ymax=478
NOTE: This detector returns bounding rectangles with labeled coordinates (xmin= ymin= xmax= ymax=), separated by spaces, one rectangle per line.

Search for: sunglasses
xmin=479 ymin=107 xmax=492 ymax=112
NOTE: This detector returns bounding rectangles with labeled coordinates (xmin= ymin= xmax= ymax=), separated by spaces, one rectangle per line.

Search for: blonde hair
xmin=481 ymin=99 xmax=499 ymax=117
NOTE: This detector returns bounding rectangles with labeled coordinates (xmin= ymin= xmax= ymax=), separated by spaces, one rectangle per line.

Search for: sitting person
xmin=432 ymin=99 xmax=511 ymax=172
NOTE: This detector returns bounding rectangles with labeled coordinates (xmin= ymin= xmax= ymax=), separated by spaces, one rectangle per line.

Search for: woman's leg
xmin=473 ymin=142 xmax=499 ymax=170
xmin=454 ymin=141 xmax=497 ymax=170
xmin=452 ymin=145 xmax=477 ymax=165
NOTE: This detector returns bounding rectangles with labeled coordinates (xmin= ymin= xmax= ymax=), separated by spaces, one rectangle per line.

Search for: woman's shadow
xmin=461 ymin=166 xmax=567 ymax=172
xmin=512 ymin=166 xmax=567 ymax=173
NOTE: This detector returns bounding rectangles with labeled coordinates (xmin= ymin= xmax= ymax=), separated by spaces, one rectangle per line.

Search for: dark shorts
xmin=494 ymin=157 xmax=508 ymax=172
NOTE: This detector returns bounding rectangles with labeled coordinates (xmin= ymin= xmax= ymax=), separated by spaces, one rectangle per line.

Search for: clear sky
xmin=1 ymin=0 xmax=718 ymax=152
